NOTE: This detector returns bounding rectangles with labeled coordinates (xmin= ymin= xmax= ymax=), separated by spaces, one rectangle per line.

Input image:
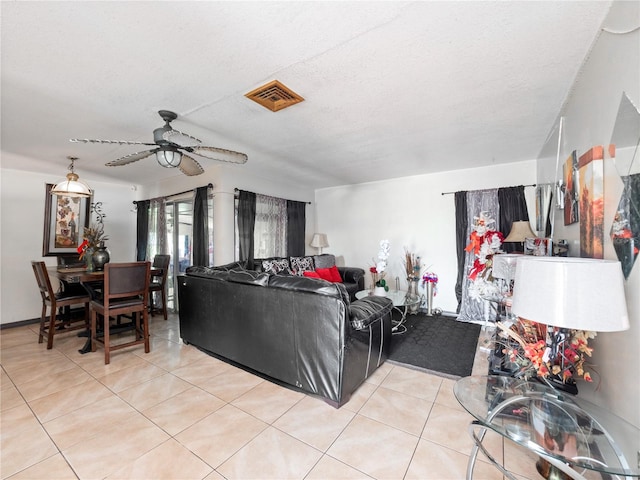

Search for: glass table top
xmin=355 ymin=289 xmax=421 ymax=308
xmin=454 ymin=375 xmax=640 ymax=478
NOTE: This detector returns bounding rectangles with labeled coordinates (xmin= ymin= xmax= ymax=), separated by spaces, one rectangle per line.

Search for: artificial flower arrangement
xmin=403 ymin=249 xmax=423 ymax=281
xmin=465 ymin=211 xmax=504 ymax=301
xmin=422 ymin=272 xmax=438 ymax=296
xmin=370 ymin=239 xmax=391 ymax=291
xmin=496 ymin=318 xmax=597 ymax=387
xmin=77 ymin=202 xmax=108 ymax=260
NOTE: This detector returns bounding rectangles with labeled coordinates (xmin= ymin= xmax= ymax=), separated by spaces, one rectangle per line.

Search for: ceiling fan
xmin=70 ymin=110 xmax=248 ymax=176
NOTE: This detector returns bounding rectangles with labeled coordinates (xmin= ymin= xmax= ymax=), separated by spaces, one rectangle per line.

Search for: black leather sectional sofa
xmin=177 ymin=261 xmax=393 ymax=407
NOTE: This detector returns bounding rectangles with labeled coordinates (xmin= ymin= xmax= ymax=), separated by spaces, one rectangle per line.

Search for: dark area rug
xmin=388 ymin=312 xmax=481 ymax=378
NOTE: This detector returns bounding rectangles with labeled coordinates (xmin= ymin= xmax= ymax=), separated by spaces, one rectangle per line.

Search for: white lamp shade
xmin=310 ymin=233 xmax=329 ymax=248
xmin=51 ymin=173 xmax=92 ymax=198
xmin=492 ymin=253 xmax=522 ymax=280
xmin=511 ymin=256 xmax=629 ymax=332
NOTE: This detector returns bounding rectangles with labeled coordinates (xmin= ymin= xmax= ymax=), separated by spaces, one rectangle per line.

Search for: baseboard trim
xmin=1 ymin=318 xmax=40 ymax=330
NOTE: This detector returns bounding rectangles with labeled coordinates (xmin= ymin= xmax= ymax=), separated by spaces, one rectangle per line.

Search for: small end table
xmin=454 ymin=375 xmax=640 ymax=480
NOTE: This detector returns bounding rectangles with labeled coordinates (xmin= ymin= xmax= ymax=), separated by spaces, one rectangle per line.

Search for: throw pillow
xmin=303 ymin=270 xmax=321 ymax=278
xmin=316 ymin=268 xmax=334 ymax=282
xmin=313 ymin=254 xmax=336 ymax=269
xmin=262 ymin=258 xmax=292 ymax=275
xmin=290 ymin=256 xmax=315 ymax=276
xmin=329 ymin=265 xmax=342 ymax=283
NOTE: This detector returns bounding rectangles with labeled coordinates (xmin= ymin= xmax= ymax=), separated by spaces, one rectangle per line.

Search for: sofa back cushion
xmin=227 ymin=269 xmax=270 ymax=286
xmin=313 ymin=254 xmax=336 ymax=269
xmin=185 ymin=266 xmax=230 ymax=281
xmin=268 ymin=274 xmax=348 ymax=303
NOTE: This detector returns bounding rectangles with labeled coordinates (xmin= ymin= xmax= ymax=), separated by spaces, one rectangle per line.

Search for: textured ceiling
xmin=0 ymin=1 xmax=611 ymax=189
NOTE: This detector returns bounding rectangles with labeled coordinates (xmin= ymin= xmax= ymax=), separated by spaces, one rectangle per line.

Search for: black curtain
xmin=454 ymin=191 xmax=468 ymax=313
xmin=135 ymin=200 xmax=150 ymax=261
xmin=286 ymin=200 xmax=306 ymax=257
xmin=237 ymin=190 xmax=256 ymax=267
xmin=192 ymin=186 xmax=209 ymax=266
xmin=498 ymin=186 xmax=529 ymax=253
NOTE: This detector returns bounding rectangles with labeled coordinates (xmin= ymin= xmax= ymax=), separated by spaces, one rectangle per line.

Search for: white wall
xmin=0 ymin=162 xmax=315 ymax=326
xmin=536 ymin=0 xmax=639 ymax=427
xmin=315 ymin=160 xmax=536 ymax=313
xmin=0 ymin=168 xmax=138 ymax=324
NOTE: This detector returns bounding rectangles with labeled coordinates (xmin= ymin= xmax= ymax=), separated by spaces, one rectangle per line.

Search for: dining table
xmin=48 ymin=265 xmax=162 ymax=354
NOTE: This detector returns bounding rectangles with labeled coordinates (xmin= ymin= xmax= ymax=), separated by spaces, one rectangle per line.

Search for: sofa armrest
xmin=338 ymin=267 xmax=365 ymax=288
xmin=349 ymin=296 xmax=393 ymax=330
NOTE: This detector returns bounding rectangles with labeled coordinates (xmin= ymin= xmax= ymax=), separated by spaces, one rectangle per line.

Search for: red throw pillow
xmin=315 ymin=268 xmax=333 ymax=282
xmin=303 ymin=270 xmax=321 ymax=278
xmin=329 ymin=265 xmax=342 ymax=283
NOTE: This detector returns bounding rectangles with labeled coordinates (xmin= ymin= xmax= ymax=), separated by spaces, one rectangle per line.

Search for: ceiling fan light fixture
xmin=156 ymin=147 xmax=182 ymax=168
xmin=51 ymin=157 xmax=92 ymax=198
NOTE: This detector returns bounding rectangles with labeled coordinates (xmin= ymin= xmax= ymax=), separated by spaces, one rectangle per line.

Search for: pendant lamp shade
xmin=51 ymin=157 xmax=92 ymax=198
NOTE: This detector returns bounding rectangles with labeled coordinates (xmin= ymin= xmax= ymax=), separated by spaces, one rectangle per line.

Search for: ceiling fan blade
xmin=190 ymin=146 xmax=248 ymax=164
xmin=105 ymin=149 xmax=157 ymax=166
xmin=179 ymin=154 xmax=204 ymax=176
xmin=162 ymin=129 xmax=201 ymax=148
xmin=70 ymin=138 xmax=156 ymax=146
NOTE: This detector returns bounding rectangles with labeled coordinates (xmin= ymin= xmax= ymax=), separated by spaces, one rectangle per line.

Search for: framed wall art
xmin=563 ymin=150 xmax=579 ymax=225
xmin=578 ymin=146 xmax=604 ymax=259
xmin=42 ymin=183 xmax=91 ymax=256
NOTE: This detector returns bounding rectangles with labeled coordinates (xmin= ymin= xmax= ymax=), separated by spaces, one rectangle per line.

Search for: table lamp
xmin=511 ymin=256 xmax=629 ymax=479
xmin=511 ymin=256 xmax=629 ymax=389
xmin=310 ymin=233 xmax=329 ymax=254
xmin=504 ymin=221 xmax=537 ymax=253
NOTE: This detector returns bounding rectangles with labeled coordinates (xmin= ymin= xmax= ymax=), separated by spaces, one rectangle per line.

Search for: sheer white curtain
xmin=147 ymin=198 xmax=167 ymax=259
xmin=253 ymin=194 xmax=286 ymax=258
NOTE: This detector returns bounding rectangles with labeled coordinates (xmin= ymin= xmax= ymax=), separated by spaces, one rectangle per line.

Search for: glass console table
xmin=454 ymin=375 xmax=640 ymax=480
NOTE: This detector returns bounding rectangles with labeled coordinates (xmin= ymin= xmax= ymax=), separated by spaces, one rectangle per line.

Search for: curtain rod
xmin=440 ymin=183 xmax=542 ymax=196
xmin=234 ymin=188 xmax=312 ymax=205
xmin=132 ymin=183 xmax=213 ymax=205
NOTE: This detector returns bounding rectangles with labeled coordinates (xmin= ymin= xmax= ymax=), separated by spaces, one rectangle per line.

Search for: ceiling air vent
xmin=245 ymin=80 xmax=304 ymax=112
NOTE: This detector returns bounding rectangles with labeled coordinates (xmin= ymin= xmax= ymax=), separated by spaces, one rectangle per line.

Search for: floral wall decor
xmin=464 ymin=211 xmax=504 ymax=301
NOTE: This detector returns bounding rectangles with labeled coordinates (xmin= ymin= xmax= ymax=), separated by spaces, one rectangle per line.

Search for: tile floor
xmin=1 ymin=314 xmax=541 ymax=480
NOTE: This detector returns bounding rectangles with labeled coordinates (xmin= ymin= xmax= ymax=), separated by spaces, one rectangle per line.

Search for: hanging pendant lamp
xmin=51 ymin=156 xmax=92 ymax=197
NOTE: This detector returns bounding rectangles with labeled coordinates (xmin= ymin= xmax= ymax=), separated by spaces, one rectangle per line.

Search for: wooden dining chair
xmin=149 ymin=254 xmax=171 ymax=320
xmin=90 ymin=261 xmax=151 ymax=364
xmin=31 ymin=261 xmax=90 ymax=349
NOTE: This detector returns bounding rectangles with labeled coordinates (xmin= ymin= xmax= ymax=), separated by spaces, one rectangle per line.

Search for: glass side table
xmin=355 ymin=289 xmax=421 ymax=334
xmin=454 ymin=375 xmax=640 ymax=480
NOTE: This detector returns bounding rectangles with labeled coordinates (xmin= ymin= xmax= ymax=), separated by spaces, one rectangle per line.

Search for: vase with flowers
xmin=496 ymin=318 xmax=597 ymax=394
xmin=370 ymin=239 xmax=390 ymax=296
xmin=404 ymin=249 xmax=423 ymax=313
xmin=77 ymin=202 xmax=109 ymax=271
xmin=422 ymin=272 xmax=438 ymax=316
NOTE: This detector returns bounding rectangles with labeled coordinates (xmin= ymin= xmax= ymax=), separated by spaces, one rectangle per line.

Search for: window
xmin=253 ymin=194 xmax=287 ymax=258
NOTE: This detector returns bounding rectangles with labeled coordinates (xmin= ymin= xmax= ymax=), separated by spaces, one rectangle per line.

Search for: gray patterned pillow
xmin=262 ymin=258 xmax=293 ymax=275
xmin=290 ymin=256 xmax=315 ymax=276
